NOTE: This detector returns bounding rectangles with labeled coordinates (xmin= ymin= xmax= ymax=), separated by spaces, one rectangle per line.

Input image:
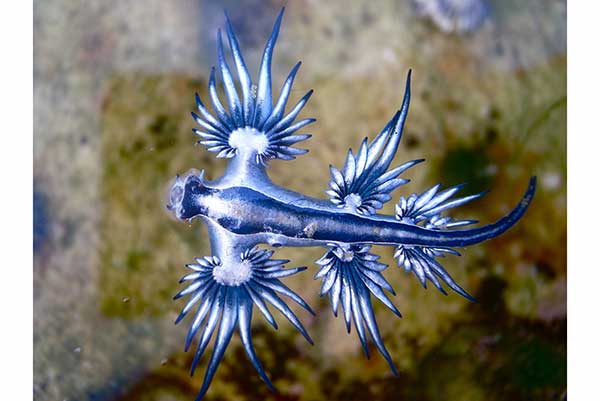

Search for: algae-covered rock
xmin=34 ymin=1 xmax=565 ymax=400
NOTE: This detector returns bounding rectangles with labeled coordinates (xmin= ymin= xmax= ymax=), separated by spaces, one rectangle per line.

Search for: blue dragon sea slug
xmin=167 ymin=8 xmax=535 ymax=400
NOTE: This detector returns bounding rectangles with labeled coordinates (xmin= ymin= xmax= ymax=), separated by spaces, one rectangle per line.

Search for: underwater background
xmin=33 ymin=0 xmax=566 ymax=400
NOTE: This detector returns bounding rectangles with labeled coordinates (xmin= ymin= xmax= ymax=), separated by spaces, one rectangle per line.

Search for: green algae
xmin=98 ymin=74 xmax=218 ymax=318
xmin=438 ymin=145 xmax=492 ymax=194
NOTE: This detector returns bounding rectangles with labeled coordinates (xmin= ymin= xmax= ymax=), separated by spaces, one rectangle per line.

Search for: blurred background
xmin=33 ymin=0 xmax=566 ymax=400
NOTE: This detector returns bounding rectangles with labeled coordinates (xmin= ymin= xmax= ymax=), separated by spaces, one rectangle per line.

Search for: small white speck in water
xmin=484 ymin=164 xmax=498 ymax=176
xmin=73 ymin=347 xmax=81 ymax=353
xmin=541 ymin=172 xmax=561 ymax=190
xmin=382 ymin=48 xmax=396 ymax=64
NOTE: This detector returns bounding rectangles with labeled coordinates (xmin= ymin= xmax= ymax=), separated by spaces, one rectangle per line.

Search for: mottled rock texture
xmin=34 ymin=1 xmax=565 ymax=400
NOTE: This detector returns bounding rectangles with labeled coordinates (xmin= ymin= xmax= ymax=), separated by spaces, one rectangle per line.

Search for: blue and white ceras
xmin=166 ymin=8 xmax=536 ymax=400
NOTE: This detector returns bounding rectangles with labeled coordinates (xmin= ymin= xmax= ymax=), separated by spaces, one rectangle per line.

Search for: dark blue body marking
xmin=187 ymin=183 xmax=535 ymax=248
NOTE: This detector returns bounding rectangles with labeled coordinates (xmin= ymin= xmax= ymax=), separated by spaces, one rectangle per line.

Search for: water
xmin=34 ymin=1 xmax=566 ymax=400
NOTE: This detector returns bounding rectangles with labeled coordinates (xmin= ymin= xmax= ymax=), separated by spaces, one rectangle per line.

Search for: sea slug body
xmin=166 ymin=8 xmax=535 ymax=400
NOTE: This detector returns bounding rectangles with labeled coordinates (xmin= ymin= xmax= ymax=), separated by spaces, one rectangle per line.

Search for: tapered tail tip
xmin=526 ymin=176 xmax=537 ymax=200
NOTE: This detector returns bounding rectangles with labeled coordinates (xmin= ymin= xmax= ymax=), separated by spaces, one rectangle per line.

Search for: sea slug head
xmin=167 ymin=169 xmax=216 ymax=221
